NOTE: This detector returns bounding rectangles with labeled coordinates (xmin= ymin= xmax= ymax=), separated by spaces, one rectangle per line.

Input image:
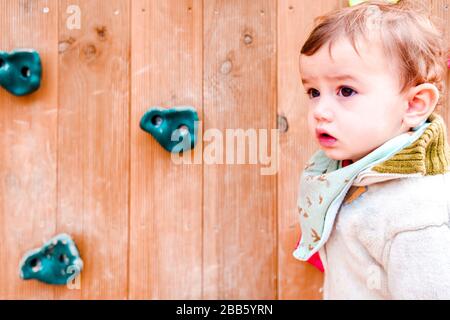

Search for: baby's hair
xmin=301 ymin=0 xmax=448 ymax=110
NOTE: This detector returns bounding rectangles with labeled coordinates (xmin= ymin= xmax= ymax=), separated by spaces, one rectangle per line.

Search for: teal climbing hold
xmin=0 ymin=49 xmax=42 ymax=96
xmin=19 ymin=234 xmax=83 ymax=285
xmin=140 ymin=106 xmax=199 ymax=153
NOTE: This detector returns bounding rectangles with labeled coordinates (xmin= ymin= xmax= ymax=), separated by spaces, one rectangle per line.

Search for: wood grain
xmin=129 ymin=0 xmax=203 ymax=299
xmin=203 ymin=0 xmax=277 ymax=299
xmin=0 ymin=0 xmax=58 ymax=299
xmin=431 ymin=0 xmax=450 ymax=128
xmin=56 ymin=0 xmax=130 ymax=299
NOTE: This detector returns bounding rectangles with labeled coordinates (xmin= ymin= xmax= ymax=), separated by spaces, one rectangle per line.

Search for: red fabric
xmin=307 ymin=252 xmax=324 ymax=272
xmin=303 ymin=159 xmax=353 ymax=273
xmin=342 ymin=159 xmax=353 ymax=167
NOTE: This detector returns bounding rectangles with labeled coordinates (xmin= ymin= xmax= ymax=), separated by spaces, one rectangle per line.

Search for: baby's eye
xmin=338 ymin=86 xmax=357 ymax=97
xmin=306 ymin=88 xmax=320 ymax=99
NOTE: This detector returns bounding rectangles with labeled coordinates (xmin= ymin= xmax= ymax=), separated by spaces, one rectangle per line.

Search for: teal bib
xmin=293 ymin=121 xmax=430 ymax=261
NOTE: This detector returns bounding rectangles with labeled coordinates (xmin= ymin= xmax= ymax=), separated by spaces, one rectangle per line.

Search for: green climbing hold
xmin=0 ymin=49 xmax=42 ymax=96
xmin=140 ymin=106 xmax=199 ymax=153
xmin=19 ymin=234 xmax=83 ymax=285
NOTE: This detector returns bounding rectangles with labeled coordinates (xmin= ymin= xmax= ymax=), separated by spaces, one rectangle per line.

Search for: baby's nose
xmin=313 ymin=101 xmax=334 ymax=122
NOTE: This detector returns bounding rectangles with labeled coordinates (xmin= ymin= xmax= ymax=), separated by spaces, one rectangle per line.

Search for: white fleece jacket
xmin=319 ymin=171 xmax=450 ymax=299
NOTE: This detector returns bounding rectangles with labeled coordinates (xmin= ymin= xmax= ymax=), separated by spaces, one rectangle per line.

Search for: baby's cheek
xmin=341 ymin=135 xmax=374 ymax=160
xmin=352 ymin=130 xmax=375 ymax=148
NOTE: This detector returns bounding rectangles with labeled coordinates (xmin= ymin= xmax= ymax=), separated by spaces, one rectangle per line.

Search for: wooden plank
xmin=431 ymin=0 xmax=450 ymax=128
xmin=0 ymin=0 xmax=58 ymax=299
xmin=277 ymin=0 xmax=346 ymax=300
xmin=56 ymin=0 xmax=130 ymax=299
xmin=203 ymin=0 xmax=277 ymax=299
xmin=129 ymin=0 xmax=203 ymax=299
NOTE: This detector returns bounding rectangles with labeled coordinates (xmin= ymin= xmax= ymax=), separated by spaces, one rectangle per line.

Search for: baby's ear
xmin=403 ymin=83 xmax=439 ymax=128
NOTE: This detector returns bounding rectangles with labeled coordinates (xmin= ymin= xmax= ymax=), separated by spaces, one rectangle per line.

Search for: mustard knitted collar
xmin=372 ymin=112 xmax=450 ymax=175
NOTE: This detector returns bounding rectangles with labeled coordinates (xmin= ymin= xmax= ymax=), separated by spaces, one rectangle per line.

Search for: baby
xmin=293 ymin=1 xmax=450 ymax=299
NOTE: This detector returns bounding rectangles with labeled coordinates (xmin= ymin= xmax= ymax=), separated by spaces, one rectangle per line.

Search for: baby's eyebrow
xmin=302 ymin=74 xmax=359 ymax=85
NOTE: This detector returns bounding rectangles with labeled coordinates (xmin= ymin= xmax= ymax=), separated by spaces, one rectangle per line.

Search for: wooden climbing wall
xmin=0 ymin=0 xmax=448 ymax=300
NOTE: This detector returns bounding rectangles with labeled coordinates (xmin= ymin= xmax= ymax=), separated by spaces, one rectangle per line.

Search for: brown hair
xmin=301 ymin=0 xmax=448 ymax=110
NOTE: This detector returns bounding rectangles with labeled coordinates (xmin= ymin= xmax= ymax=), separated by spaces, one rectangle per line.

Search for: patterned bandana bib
xmin=293 ymin=121 xmax=431 ymax=261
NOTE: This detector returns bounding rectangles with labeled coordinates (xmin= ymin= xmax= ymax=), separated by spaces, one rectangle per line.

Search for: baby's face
xmin=300 ymin=37 xmax=409 ymax=162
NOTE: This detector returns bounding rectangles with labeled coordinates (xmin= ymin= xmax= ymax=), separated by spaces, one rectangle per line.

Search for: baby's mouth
xmin=319 ymin=133 xmax=335 ymax=139
xmin=316 ymin=129 xmax=337 ymax=147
